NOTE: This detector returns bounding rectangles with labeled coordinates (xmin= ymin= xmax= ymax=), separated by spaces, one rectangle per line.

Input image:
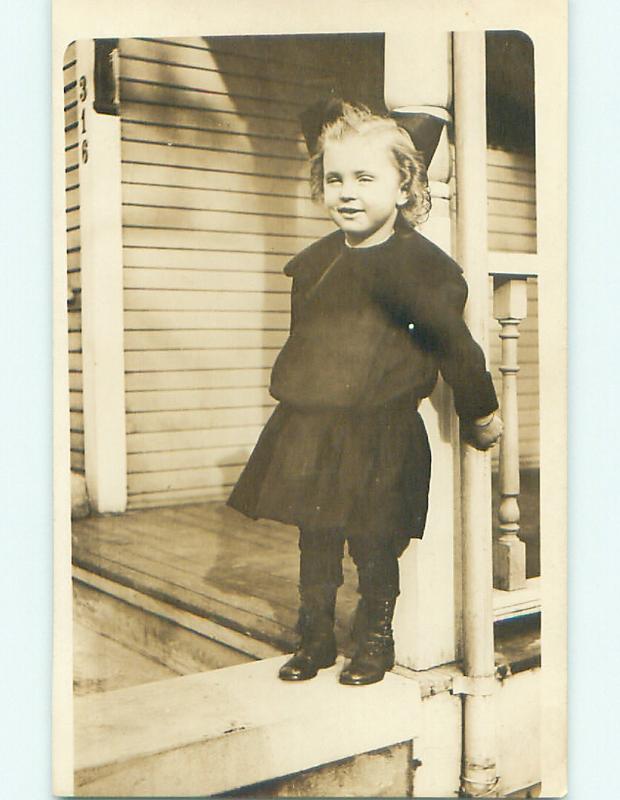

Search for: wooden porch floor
xmin=72 ymin=496 xmax=540 ymax=676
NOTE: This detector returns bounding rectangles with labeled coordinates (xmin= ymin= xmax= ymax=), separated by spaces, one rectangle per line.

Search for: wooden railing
xmin=493 ymin=276 xmax=528 ymax=591
xmin=489 ymin=256 xmax=541 ymax=617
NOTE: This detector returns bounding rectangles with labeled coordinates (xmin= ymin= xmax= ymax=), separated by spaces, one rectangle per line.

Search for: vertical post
xmin=493 ymin=277 xmax=528 ymax=590
xmin=75 ymin=40 xmax=127 ymax=513
xmin=385 ymin=31 xmax=460 ymax=670
xmin=453 ymin=31 xmax=498 ymax=797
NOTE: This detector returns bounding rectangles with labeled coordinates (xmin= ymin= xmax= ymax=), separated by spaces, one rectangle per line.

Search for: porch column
xmin=453 ymin=31 xmax=498 ymax=797
xmin=385 ymin=32 xmax=459 ymax=670
xmin=75 ymin=40 xmax=127 ymax=513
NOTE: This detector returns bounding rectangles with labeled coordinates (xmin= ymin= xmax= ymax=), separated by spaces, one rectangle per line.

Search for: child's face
xmin=322 ymin=134 xmax=407 ymax=247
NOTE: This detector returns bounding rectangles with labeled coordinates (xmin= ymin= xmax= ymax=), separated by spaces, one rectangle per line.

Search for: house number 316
xmin=79 ymin=75 xmax=88 ymax=164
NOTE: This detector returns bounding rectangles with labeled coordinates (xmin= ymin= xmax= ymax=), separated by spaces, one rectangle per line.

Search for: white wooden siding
xmin=64 ymin=42 xmax=84 ymax=474
xmin=119 ymin=36 xmax=335 ymax=508
xmin=487 ymin=147 xmax=536 ymax=254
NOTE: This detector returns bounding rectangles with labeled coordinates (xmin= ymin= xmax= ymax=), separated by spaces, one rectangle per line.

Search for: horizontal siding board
xmin=68 ymin=310 xmax=82 ymax=333
xmin=122 ymin=183 xmax=325 ymax=219
xmin=124 ymin=329 xmax=287 ymax=351
xmin=126 ymin=485 xmax=230 ymax=508
xmin=488 ymin=214 xmax=536 ymax=236
xmin=121 ymin=117 xmax=307 ymax=159
xmin=127 ymin=464 xmax=244 ymax=494
xmin=120 ymin=37 xmax=329 ymax=88
xmin=71 ymin=451 xmax=86 ymax=470
xmin=126 ymin=424 xmax=264 ymax=454
xmin=122 ymin=161 xmax=311 ymax=198
xmin=119 ymin=56 xmax=315 ymax=110
xmin=66 ymin=208 xmax=80 ymax=229
xmin=68 ymin=332 xmax=83 ymax=352
xmin=66 ymin=227 xmax=81 ymax=251
xmin=125 ymin=386 xmax=273 ymax=412
xmin=64 ymin=105 xmax=78 ymax=128
xmin=65 ymin=149 xmax=79 ymax=172
xmin=488 ymin=232 xmax=536 ymax=253
xmin=69 ymin=372 xmax=83 ymax=393
xmin=120 ymin=97 xmax=304 ymax=140
xmin=124 ymin=347 xmax=279 ymax=371
xmin=69 ymin=389 xmax=84 ymax=411
xmin=124 ymin=310 xmax=289 ymax=331
xmin=122 ymin=247 xmax=292 ymax=273
xmin=488 ymin=185 xmax=536 ymax=210
xmin=125 ymin=405 xmax=274 ymax=433
xmin=125 ymin=368 xmax=270 ymax=391
xmin=122 ymin=226 xmax=315 ymax=254
xmin=487 ymin=164 xmax=535 ymax=188
xmin=70 ymin=411 xmax=84 ymax=432
xmin=123 ymin=267 xmax=291 ymax=292
xmin=121 ymin=139 xmax=308 ymax=180
xmin=127 ymin=444 xmax=255 ymax=473
xmin=487 ymin=148 xmax=536 ymax=170
xmin=122 ymin=204 xmax=331 ymax=239
xmin=123 ymin=289 xmax=289 ymax=312
xmin=70 ymin=431 xmax=84 ymax=452
xmin=487 ymin=198 xmax=536 ymax=221
xmin=120 ymin=79 xmax=301 ymax=125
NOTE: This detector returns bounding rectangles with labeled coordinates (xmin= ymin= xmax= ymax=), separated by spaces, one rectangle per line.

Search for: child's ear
xmin=397 ymin=185 xmax=409 ymax=207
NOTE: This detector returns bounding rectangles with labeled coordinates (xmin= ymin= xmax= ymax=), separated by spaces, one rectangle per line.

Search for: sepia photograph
xmin=52 ymin=2 xmax=567 ymax=796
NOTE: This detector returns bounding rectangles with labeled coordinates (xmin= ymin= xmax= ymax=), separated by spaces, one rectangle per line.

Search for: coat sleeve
xmin=376 ymin=246 xmax=499 ymax=420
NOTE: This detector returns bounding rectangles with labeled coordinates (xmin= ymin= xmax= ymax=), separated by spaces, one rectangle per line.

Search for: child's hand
xmin=462 ymin=412 xmax=504 ymax=451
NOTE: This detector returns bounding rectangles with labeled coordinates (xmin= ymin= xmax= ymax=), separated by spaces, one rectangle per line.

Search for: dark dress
xmin=227 ymin=227 xmax=498 ymax=541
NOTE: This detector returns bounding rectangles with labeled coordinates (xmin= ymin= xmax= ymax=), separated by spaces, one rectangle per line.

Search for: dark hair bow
xmin=299 ymin=96 xmax=446 ymax=169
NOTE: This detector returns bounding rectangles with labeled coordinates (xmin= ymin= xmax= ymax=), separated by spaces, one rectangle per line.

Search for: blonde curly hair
xmin=309 ymin=103 xmax=431 ymax=229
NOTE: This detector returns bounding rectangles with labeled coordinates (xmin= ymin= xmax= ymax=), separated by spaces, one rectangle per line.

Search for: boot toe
xmin=278 ymin=647 xmax=336 ymax=681
xmin=278 ymin=654 xmax=318 ymax=681
xmin=339 ymin=661 xmax=386 ymax=685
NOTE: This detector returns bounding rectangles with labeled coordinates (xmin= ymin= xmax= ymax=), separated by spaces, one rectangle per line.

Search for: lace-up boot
xmin=278 ymin=586 xmax=338 ymax=681
xmin=339 ymin=596 xmax=396 ymax=685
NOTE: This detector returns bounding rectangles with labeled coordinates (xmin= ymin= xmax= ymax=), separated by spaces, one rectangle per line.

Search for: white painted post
xmin=453 ymin=31 xmax=498 ymax=797
xmin=385 ymin=32 xmax=461 ymax=670
xmin=493 ymin=277 xmax=528 ymax=590
xmin=75 ymin=41 xmax=127 ymax=513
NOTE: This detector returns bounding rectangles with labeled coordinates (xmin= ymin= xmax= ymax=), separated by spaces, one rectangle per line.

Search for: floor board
xmin=73 ymin=495 xmax=540 ymax=667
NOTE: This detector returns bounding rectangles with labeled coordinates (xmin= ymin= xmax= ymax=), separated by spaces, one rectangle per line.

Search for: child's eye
xmin=358 ymin=176 xmax=374 ymax=183
xmin=325 ymin=177 xmax=341 ymax=185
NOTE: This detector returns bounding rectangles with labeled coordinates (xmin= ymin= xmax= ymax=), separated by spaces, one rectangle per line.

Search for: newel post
xmin=385 ymin=31 xmax=459 ymax=670
xmin=493 ymin=277 xmax=528 ymax=590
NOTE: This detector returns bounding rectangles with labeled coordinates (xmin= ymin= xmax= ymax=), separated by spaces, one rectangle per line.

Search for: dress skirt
xmin=227 ymin=392 xmax=431 ymax=541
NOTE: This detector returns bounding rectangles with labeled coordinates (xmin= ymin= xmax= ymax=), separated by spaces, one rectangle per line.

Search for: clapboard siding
xmin=487 ymin=148 xmax=537 ymax=254
xmin=118 ymin=35 xmax=339 ymax=507
xmin=126 ymin=424 xmax=265 ymax=454
xmin=64 ymin=42 xmax=84 ymax=474
xmin=124 ymin=368 xmax=271 ymax=391
xmin=124 ymin=311 xmax=289 ymax=331
xmin=489 ymin=277 xmax=539 ymax=468
xmin=123 ymin=248 xmax=292 ymax=273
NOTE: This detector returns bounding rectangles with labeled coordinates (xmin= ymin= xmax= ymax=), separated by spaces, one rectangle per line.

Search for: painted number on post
xmin=78 ymin=75 xmax=88 ymax=165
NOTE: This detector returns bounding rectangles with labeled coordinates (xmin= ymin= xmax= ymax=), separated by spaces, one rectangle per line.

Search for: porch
xmin=72 ymin=479 xmax=541 ymax=797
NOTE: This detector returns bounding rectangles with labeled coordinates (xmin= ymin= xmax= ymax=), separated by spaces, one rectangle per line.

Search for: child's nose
xmin=339 ymin=181 xmax=357 ymax=200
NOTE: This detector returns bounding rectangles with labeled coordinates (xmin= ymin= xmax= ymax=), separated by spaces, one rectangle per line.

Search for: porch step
xmin=73 ymin=566 xmax=280 ymax=678
xmin=74 ymin=656 xmax=422 ymax=797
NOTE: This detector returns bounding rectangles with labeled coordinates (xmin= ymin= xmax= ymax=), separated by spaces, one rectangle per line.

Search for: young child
xmin=227 ymin=103 xmax=502 ymax=686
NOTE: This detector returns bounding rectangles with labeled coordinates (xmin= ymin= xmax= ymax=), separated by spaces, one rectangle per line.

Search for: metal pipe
xmin=453 ymin=31 xmax=499 ymax=798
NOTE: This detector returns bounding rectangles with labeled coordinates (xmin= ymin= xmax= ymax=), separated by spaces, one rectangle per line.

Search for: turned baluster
xmin=493 ymin=276 xmax=528 ymax=590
